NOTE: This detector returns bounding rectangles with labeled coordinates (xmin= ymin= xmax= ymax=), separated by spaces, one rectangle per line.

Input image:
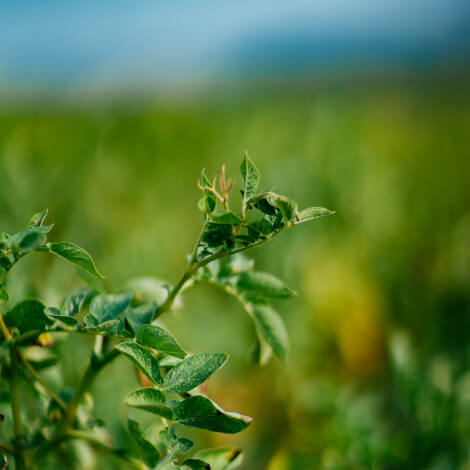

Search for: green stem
xmin=9 ymin=346 xmax=26 ymax=470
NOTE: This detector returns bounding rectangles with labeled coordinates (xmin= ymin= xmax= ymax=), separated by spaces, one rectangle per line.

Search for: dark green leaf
xmin=90 ymin=293 xmax=132 ymax=323
xmin=28 ymin=209 xmax=48 ymax=227
xmin=45 ymin=307 xmax=78 ymax=326
xmin=0 ymin=288 xmax=9 ymax=304
xmin=193 ymin=448 xmax=243 ymax=470
xmin=295 ymin=206 xmax=335 ymax=223
xmin=61 ymin=288 xmax=95 ymax=316
xmin=173 ymin=396 xmax=252 ymax=434
xmin=240 ymin=153 xmax=260 ymax=209
xmin=3 ymin=300 xmax=54 ymax=333
xmin=163 ymin=353 xmax=228 ymax=393
xmin=128 ymin=419 xmax=160 ymax=468
xmin=115 ymin=342 xmax=162 ymax=384
xmin=268 ymin=194 xmax=298 ymax=221
xmin=202 ymin=224 xmax=233 ymax=248
xmin=250 ymin=303 xmax=288 ymax=360
xmin=45 ymin=242 xmax=104 ymax=278
xmin=137 ymin=324 xmax=186 ymax=359
xmin=125 ymin=388 xmax=174 ymax=419
xmin=126 ymin=302 xmax=157 ymax=335
xmin=237 ymin=271 xmax=296 ymax=299
xmin=182 ymin=459 xmax=210 ymax=470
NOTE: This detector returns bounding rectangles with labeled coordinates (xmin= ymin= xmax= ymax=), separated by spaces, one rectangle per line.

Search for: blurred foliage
xmin=1 ymin=76 xmax=470 ymax=469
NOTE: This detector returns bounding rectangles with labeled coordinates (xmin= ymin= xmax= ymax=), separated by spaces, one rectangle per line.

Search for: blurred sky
xmin=0 ymin=0 xmax=469 ymax=94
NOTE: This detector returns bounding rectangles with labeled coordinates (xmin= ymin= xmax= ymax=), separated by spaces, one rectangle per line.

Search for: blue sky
xmin=0 ymin=0 xmax=469 ymax=93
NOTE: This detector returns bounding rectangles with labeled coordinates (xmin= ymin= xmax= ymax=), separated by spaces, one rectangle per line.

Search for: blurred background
xmin=1 ymin=1 xmax=470 ymax=469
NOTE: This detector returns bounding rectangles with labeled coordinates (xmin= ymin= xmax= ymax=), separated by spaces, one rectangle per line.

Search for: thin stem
xmin=9 ymin=346 xmax=25 ymax=470
xmin=0 ymin=315 xmax=12 ymax=341
xmin=18 ymin=351 xmax=66 ymax=411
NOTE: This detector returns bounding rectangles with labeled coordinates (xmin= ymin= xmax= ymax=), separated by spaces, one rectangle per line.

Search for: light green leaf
xmin=9 ymin=225 xmax=52 ymax=253
xmin=295 ymin=206 xmax=335 ymax=223
xmin=45 ymin=242 xmax=104 ymax=278
xmin=3 ymin=300 xmax=54 ymax=334
xmin=90 ymin=293 xmax=132 ymax=323
xmin=193 ymin=448 xmax=243 ymax=470
xmin=128 ymin=419 xmax=160 ymax=468
xmin=137 ymin=324 xmax=186 ymax=359
xmin=237 ymin=271 xmax=296 ymax=299
xmin=28 ymin=209 xmax=48 ymax=227
xmin=210 ymin=212 xmax=243 ymax=225
xmin=250 ymin=303 xmax=289 ymax=360
xmin=61 ymin=287 xmax=95 ymax=316
xmin=240 ymin=153 xmax=260 ymax=210
xmin=173 ymin=396 xmax=252 ymax=434
xmin=115 ymin=342 xmax=162 ymax=384
xmin=126 ymin=302 xmax=157 ymax=335
xmin=163 ymin=353 xmax=228 ymax=393
xmin=125 ymin=388 xmax=174 ymax=419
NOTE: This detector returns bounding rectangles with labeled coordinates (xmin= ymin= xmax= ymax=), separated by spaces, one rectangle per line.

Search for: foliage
xmin=0 ymin=155 xmax=332 ymax=469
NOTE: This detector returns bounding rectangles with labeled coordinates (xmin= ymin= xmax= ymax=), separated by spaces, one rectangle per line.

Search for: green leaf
xmin=173 ymin=396 xmax=252 ymax=434
xmin=125 ymin=277 xmax=170 ymax=306
xmin=0 ymin=288 xmax=9 ymax=304
xmin=9 ymin=225 xmax=52 ymax=254
xmin=45 ymin=242 xmax=104 ymax=278
xmin=90 ymin=293 xmax=132 ymax=323
xmin=61 ymin=287 xmax=95 ymax=316
xmin=115 ymin=342 xmax=162 ymax=384
xmin=137 ymin=324 xmax=186 ymax=358
xmin=210 ymin=212 xmax=242 ymax=225
xmin=295 ymin=206 xmax=335 ymax=223
xmin=22 ymin=346 xmax=58 ymax=370
xmin=18 ymin=231 xmax=47 ymax=252
xmin=240 ymin=153 xmax=260 ymax=210
xmin=237 ymin=271 xmax=296 ymax=299
xmin=28 ymin=209 xmax=48 ymax=227
xmin=3 ymin=300 xmax=54 ymax=333
xmin=126 ymin=302 xmax=157 ymax=335
xmin=182 ymin=459 xmax=210 ymax=470
xmin=250 ymin=303 xmax=289 ymax=360
xmin=125 ymin=388 xmax=174 ymax=419
xmin=163 ymin=353 xmax=228 ymax=393
xmin=45 ymin=307 xmax=78 ymax=326
xmin=268 ymin=194 xmax=298 ymax=221
xmin=128 ymin=419 xmax=160 ymax=468
xmin=193 ymin=448 xmax=243 ymax=470
xmin=93 ymin=318 xmax=128 ymax=336
xmin=159 ymin=427 xmax=193 ymax=454
xmin=202 ymin=224 xmax=233 ymax=248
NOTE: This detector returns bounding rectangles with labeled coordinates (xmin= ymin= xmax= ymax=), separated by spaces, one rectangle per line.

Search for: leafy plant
xmin=0 ymin=154 xmax=333 ymax=469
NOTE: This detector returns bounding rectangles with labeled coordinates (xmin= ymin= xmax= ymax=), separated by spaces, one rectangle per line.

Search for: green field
xmin=1 ymin=76 xmax=470 ymax=469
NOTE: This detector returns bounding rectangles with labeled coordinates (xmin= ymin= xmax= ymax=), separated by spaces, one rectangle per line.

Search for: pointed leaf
xmin=45 ymin=242 xmax=104 ymax=278
xmin=251 ymin=303 xmax=288 ymax=360
xmin=137 ymin=324 xmax=186 ymax=359
xmin=163 ymin=353 xmax=228 ymax=393
xmin=237 ymin=271 xmax=296 ymax=299
xmin=115 ymin=342 xmax=162 ymax=384
xmin=240 ymin=153 xmax=260 ymax=209
xmin=173 ymin=396 xmax=252 ymax=434
xmin=90 ymin=293 xmax=132 ymax=323
xmin=61 ymin=287 xmax=95 ymax=316
xmin=28 ymin=209 xmax=48 ymax=227
xmin=128 ymin=419 xmax=160 ymax=468
xmin=295 ymin=206 xmax=335 ymax=224
xmin=193 ymin=448 xmax=243 ymax=470
xmin=125 ymin=388 xmax=174 ymax=419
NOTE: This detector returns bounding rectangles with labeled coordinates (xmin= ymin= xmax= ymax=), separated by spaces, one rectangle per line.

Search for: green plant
xmin=0 ymin=154 xmax=333 ymax=470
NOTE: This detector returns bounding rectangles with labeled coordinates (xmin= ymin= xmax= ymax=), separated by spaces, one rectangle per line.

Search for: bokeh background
xmin=1 ymin=1 xmax=470 ymax=469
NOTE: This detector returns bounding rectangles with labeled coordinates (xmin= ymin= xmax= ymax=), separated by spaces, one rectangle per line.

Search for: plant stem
xmin=0 ymin=315 xmax=12 ymax=341
xmin=0 ymin=442 xmax=15 ymax=455
xmin=9 ymin=346 xmax=26 ymax=470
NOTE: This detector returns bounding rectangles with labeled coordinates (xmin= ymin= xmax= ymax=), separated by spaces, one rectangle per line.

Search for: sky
xmin=0 ymin=0 xmax=469 ymax=94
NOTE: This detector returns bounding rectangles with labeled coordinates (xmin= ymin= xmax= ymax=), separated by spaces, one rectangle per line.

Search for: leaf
xmin=22 ymin=346 xmax=58 ymax=370
xmin=240 ymin=153 xmax=260 ymax=210
xmin=94 ymin=318 xmax=128 ymax=336
xmin=210 ymin=212 xmax=242 ymax=225
xmin=125 ymin=388 xmax=174 ymax=419
xmin=193 ymin=448 xmax=243 ymax=470
xmin=0 ymin=288 xmax=9 ymax=304
xmin=125 ymin=277 xmax=170 ymax=306
xmin=182 ymin=459 xmax=210 ymax=470
xmin=128 ymin=419 xmax=160 ymax=468
xmin=61 ymin=287 xmax=95 ymax=316
xmin=249 ymin=336 xmax=272 ymax=367
xmin=3 ymin=300 xmax=54 ymax=334
xmin=126 ymin=302 xmax=157 ymax=335
xmin=237 ymin=271 xmax=296 ymax=299
xmin=295 ymin=206 xmax=335 ymax=224
xmin=9 ymin=225 xmax=52 ymax=253
xmin=28 ymin=209 xmax=48 ymax=227
xmin=173 ymin=396 xmax=252 ymax=434
xmin=137 ymin=324 xmax=186 ymax=359
xmin=267 ymin=194 xmax=298 ymax=221
xmin=90 ymin=293 xmax=132 ymax=323
xmin=163 ymin=353 xmax=228 ymax=393
xmin=202 ymin=224 xmax=233 ymax=248
xmin=159 ymin=427 xmax=193 ymax=453
xmin=45 ymin=242 xmax=104 ymax=278
xmin=45 ymin=307 xmax=78 ymax=326
xmin=18 ymin=231 xmax=47 ymax=252
xmin=250 ymin=303 xmax=288 ymax=360
xmin=115 ymin=342 xmax=162 ymax=384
